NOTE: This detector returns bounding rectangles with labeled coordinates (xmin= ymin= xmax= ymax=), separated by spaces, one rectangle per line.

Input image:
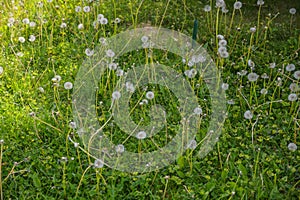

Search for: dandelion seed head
xmin=64 ymin=82 xmax=73 ymax=90
xmin=115 ymin=144 xmax=125 ymax=153
xmin=250 ymin=27 xmax=256 ymax=33
xmin=219 ymin=39 xmax=227 ymax=47
xmin=146 ymin=91 xmax=154 ymax=100
xmin=0 ymin=66 xmax=4 ymax=75
xmin=194 ymin=107 xmax=203 ymax=115
xmin=75 ymin=6 xmax=81 ymax=12
xmin=257 ymin=0 xmax=264 ymax=6
xmin=108 ymin=62 xmax=118 ymax=70
xmin=288 ymin=143 xmax=297 ymax=151
xmin=38 ymin=87 xmax=44 ymax=93
xmin=247 ymin=72 xmax=259 ymax=82
xmin=78 ymin=23 xmax=84 ymax=30
xmin=260 ymin=88 xmax=268 ymax=95
xmin=112 ymin=91 xmax=121 ymax=100
xmin=220 ymin=51 xmax=229 ymax=58
xmin=136 ymin=131 xmax=147 ymax=139
xmin=60 ymin=22 xmax=67 ymax=28
xmin=293 ymin=70 xmax=300 ymax=80
xmin=286 ymin=64 xmax=295 ymax=72
xmin=244 ymin=110 xmax=253 ymax=119
xmin=269 ymin=62 xmax=276 ymax=68
xmin=83 ymin=6 xmax=91 ymax=12
xmin=204 ymin=5 xmax=211 ymax=12
xmin=289 ymin=83 xmax=299 ymax=92
xmin=234 ymin=1 xmax=242 ymax=9
xmin=187 ymin=139 xmax=197 ymax=149
xmin=94 ymin=159 xmax=104 ymax=168
xmin=288 ymin=93 xmax=298 ymax=101
xmin=289 ymin=8 xmax=296 ymax=15
xmin=69 ymin=121 xmax=76 ymax=129
xmin=100 ymin=18 xmax=108 ymax=25
xmin=106 ymin=49 xmax=115 ymax=58
xmin=114 ymin=18 xmax=121 ymax=23
xmin=85 ymin=48 xmax=94 ymax=56
xmin=29 ymin=35 xmax=36 ymax=42
xmin=19 ymin=37 xmax=25 ymax=43
xmin=222 ymin=83 xmax=229 ymax=90
xmin=22 ymin=18 xmax=30 ymax=24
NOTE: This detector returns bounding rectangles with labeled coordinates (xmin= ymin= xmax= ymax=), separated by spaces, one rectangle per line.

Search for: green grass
xmin=0 ymin=0 xmax=299 ymax=199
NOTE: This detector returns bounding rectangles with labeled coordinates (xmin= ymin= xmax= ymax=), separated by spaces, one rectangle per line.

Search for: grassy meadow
xmin=0 ymin=0 xmax=299 ymax=199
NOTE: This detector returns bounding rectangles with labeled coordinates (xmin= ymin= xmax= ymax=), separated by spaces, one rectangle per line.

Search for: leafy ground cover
xmin=0 ymin=0 xmax=299 ymax=199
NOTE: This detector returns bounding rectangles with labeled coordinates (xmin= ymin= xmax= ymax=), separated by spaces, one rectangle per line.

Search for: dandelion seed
xmin=0 ymin=66 xmax=3 ymax=75
xmin=187 ymin=139 xmax=197 ymax=150
xmin=289 ymin=83 xmax=299 ymax=92
xmin=60 ymin=22 xmax=67 ymax=28
xmin=94 ymin=159 xmax=104 ymax=168
xmin=222 ymin=83 xmax=229 ymax=90
xmin=204 ymin=5 xmax=211 ymax=12
xmin=64 ymin=82 xmax=73 ymax=90
xmin=85 ymin=48 xmax=94 ymax=56
xmin=260 ymin=88 xmax=268 ymax=95
xmin=100 ymin=18 xmax=108 ymax=25
xmin=75 ymin=6 xmax=81 ymax=12
xmin=288 ymin=143 xmax=297 ymax=151
xmin=269 ymin=62 xmax=276 ymax=68
xmin=293 ymin=70 xmax=300 ymax=80
xmin=187 ymin=60 xmax=194 ymax=67
xmin=115 ymin=144 xmax=125 ymax=153
xmin=146 ymin=91 xmax=154 ymax=100
xmin=106 ymin=49 xmax=115 ymax=58
xmin=29 ymin=35 xmax=36 ymax=42
xmin=250 ymin=27 xmax=256 ymax=33
xmin=257 ymin=0 xmax=264 ymax=6
xmin=247 ymin=72 xmax=259 ymax=82
xmin=69 ymin=121 xmax=76 ymax=129
xmin=289 ymin=8 xmax=296 ymax=15
xmin=288 ymin=93 xmax=298 ymax=101
xmin=112 ymin=91 xmax=121 ymax=100
xmin=194 ymin=107 xmax=203 ymax=115
xmin=108 ymin=62 xmax=118 ymax=70
xmin=22 ymin=18 xmax=30 ymax=24
xmin=244 ymin=110 xmax=253 ymax=119
xmin=234 ymin=1 xmax=242 ymax=9
xmin=83 ymin=6 xmax=91 ymax=12
xmin=136 ymin=131 xmax=147 ymax=139
xmin=286 ymin=64 xmax=295 ymax=72
xmin=78 ymin=23 xmax=84 ymax=30
xmin=19 ymin=37 xmax=25 ymax=43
